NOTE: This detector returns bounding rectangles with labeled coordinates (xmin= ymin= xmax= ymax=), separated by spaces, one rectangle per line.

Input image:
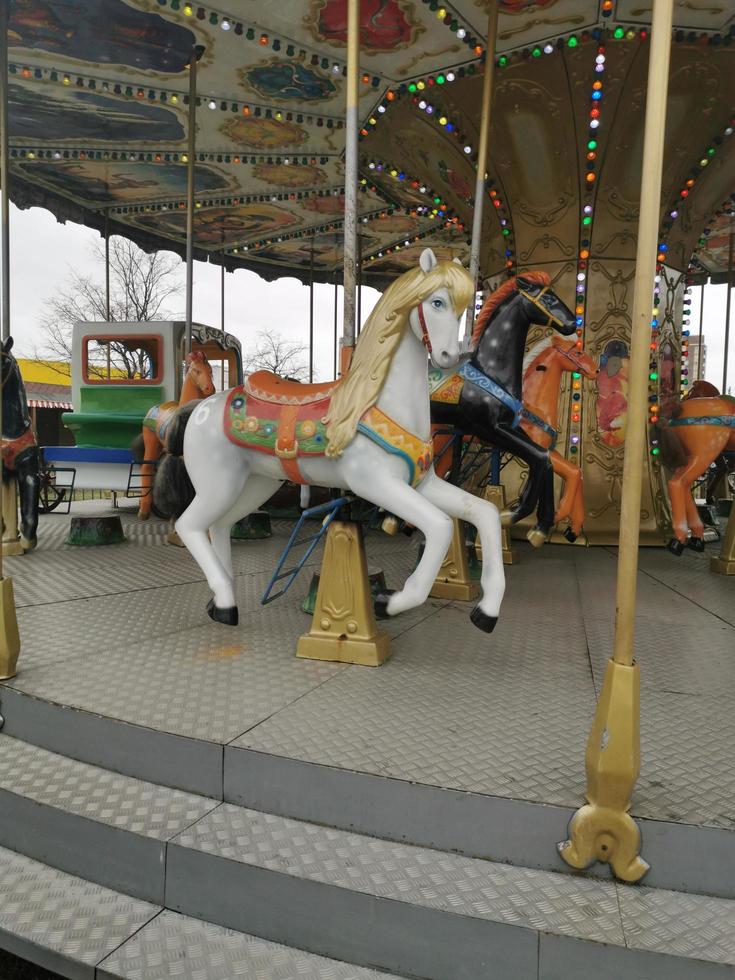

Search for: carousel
xmin=0 ymin=1 xmax=734 ymax=978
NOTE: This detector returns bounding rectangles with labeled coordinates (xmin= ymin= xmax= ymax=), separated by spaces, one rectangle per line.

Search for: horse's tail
xmin=653 ymin=420 xmax=688 ymax=469
xmin=152 ymin=404 xmax=197 ymax=519
xmin=130 ymin=432 xmax=145 ymax=463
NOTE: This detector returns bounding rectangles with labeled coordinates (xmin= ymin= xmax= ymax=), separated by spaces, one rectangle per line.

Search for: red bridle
xmin=417 ymin=302 xmax=433 ymax=354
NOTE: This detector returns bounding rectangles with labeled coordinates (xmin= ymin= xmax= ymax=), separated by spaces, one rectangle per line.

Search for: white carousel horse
xmin=154 ymin=250 xmax=505 ymax=630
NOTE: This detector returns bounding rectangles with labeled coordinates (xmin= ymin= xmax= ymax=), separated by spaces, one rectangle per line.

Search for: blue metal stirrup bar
xmin=459 ymin=362 xmax=524 ymax=429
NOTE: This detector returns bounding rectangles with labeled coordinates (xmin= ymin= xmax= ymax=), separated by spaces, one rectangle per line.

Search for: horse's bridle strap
xmin=417 ymin=302 xmax=433 ymax=354
xmin=518 ymin=286 xmax=566 ymax=330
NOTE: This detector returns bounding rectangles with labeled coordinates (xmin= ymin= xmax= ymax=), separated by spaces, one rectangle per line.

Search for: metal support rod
xmin=333 ymin=272 xmax=338 ymax=380
xmin=465 ymin=2 xmax=500 ymax=341
xmin=185 ymin=45 xmax=204 ymax=355
xmin=613 ymin=0 xmax=674 ymax=666
xmin=0 ymin=1 xmax=10 ymax=345
xmin=356 ymin=232 xmax=362 ymax=339
xmin=220 ymin=251 xmax=225 ymax=335
xmin=341 ymin=0 xmax=360 ymax=363
xmin=722 ymin=228 xmax=733 ymax=395
xmin=0 ymin=0 xmax=8 ymax=589
xmin=104 ymin=210 xmax=111 ymax=321
xmin=309 ymin=238 xmax=315 ymax=382
xmin=0 ymin=1 xmax=21 ymax=679
xmin=697 ymin=282 xmax=705 ymax=382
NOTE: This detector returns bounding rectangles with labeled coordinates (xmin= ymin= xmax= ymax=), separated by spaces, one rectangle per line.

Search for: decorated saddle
xmin=225 ymin=371 xmax=433 ymax=486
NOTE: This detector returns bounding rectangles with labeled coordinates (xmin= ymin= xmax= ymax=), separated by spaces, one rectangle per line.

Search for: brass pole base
xmin=297 ymin=520 xmax=391 ymax=667
xmin=710 ymin=503 xmax=735 ymax=575
xmin=710 ymin=556 xmax=735 ymax=575
xmin=430 ymin=517 xmax=480 ymax=601
xmin=558 ymin=658 xmax=648 ymax=882
xmin=481 ymin=486 xmax=514 ymax=565
xmin=558 ymin=804 xmax=649 ymax=883
xmin=0 ymin=577 xmax=21 ymax=680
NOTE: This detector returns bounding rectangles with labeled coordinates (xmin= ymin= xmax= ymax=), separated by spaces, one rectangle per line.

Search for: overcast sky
xmin=7 ymin=203 xmax=381 ymax=382
xmin=5 ymin=202 xmax=735 ymax=392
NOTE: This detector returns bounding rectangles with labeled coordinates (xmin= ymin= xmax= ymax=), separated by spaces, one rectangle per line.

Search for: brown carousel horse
xmin=134 ymin=350 xmax=215 ymax=519
xmin=520 ymin=337 xmax=599 ymax=541
xmin=658 ymin=379 xmax=735 ymax=554
xmin=1 ymin=336 xmax=40 ymax=551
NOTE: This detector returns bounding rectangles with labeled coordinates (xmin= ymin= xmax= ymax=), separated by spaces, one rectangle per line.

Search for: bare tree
xmin=33 ymin=238 xmax=183 ymax=379
xmin=243 ymin=330 xmax=310 ymax=381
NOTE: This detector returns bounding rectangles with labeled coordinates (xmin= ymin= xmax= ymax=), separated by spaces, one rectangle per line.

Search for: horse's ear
xmin=3 ymin=336 xmax=14 ymax=353
xmin=419 ymin=248 xmax=437 ymax=274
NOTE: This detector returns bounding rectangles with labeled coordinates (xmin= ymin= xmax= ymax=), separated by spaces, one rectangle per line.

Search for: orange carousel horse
xmin=658 ymin=379 xmax=735 ymax=554
xmin=135 ymin=350 xmax=215 ymax=519
xmin=520 ymin=337 xmax=599 ymax=541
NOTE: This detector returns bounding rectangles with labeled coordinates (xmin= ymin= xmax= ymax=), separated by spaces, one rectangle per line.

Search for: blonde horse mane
xmin=325 ymin=258 xmax=474 ymax=457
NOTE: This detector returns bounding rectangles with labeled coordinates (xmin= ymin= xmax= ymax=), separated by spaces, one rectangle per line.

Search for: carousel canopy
xmin=5 ymin=0 xmax=735 ymax=285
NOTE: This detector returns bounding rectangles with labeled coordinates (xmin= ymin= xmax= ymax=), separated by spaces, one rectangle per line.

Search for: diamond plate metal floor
xmin=99 ymin=911 xmax=405 ymax=980
xmin=3 ymin=506 xmax=734 ymax=855
xmin=1 ymin=713 xmax=735 ymax=977
xmin=0 ymin=847 xmax=406 ymax=980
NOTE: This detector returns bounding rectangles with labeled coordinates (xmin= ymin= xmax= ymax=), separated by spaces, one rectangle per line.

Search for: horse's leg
xmin=483 ymin=425 xmax=552 ymax=524
xmin=551 ymin=450 xmax=579 ymax=524
xmin=210 ymin=475 xmax=282 ymax=580
xmin=176 ymin=465 xmax=249 ymax=621
xmin=684 ymin=486 xmax=706 ymax=549
xmin=551 ymin=451 xmax=585 ymax=538
xmin=418 ymin=470 xmax=504 ymax=631
xmin=17 ymin=450 xmax=40 ymax=550
xmin=346 ymin=472 xmax=453 ymax=617
xmin=138 ymin=429 xmax=161 ymax=520
xmin=533 ymin=464 xmax=556 ymax=543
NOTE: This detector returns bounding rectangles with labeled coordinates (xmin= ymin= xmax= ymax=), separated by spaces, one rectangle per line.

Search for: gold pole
xmin=465 ymin=2 xmax=499 ymax=342
xmin=185 ymin=45 xmax=204 ymax=356
xmin=559 ymin=0 xmax=675 ymax=882
xmin=340 ymin=0 xmax=360 ymax=374
xmin=0 ymin=1 xmax=21 ymax=679
xmin=722 ymin=227 xmax=733 ymax=395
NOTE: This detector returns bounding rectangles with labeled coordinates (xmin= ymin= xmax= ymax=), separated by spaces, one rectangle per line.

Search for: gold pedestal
xmin=558 ymin=658 xmax=649 ymax=883
xmin=297 ymin=520 xmax=391 ymax=667
xmin=710 ymin=502 xmax=735 ymax=575
xmin=0 ymin=577 xmax=21 ymax=680
xmin=2 ymin=482 xmax=24 ymax=557
xmin=430 ymin=518 xmax=481 ymax=600
xmin=480 ymin=485 xmax=514 ymax=565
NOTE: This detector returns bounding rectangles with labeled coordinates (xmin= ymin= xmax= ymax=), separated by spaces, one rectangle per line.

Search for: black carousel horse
xmin=2 ymin=336 xmax=40 ymax=550
xmin=430 ymin=272 xmax=576 ymax=541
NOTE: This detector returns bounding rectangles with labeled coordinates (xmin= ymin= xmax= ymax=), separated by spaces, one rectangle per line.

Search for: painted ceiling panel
xmin=6 ymin=0 xmax=734 ymax=283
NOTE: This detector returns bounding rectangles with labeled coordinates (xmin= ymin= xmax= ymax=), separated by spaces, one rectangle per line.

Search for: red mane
xmin=471 ymin=271 xmax=551 ymax=348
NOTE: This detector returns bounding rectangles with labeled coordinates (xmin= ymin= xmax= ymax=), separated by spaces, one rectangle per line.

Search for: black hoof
xmin=666 ymin=538 xmax=685 ymax=557
xmin=470 ymin=606 xmax=498 ymax=633
xmin=374 ymin=589 xmax=396 ymax=620
xmin=563 ymin=527 xmax=577 ymax=544
xmin=206 ymin=598 xmax=239 ymax=626
xmin=687 ymin=536 xmax=705 ymax=553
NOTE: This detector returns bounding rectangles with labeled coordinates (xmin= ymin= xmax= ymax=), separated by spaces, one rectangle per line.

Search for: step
xmin=0 ymin=733 xmax=218 ymax=903
xmin=5 ymin=686 xmax=735 ymax=902
xmin=0 ymin=847 xmax=403 ymax=980
xmin=0 ymin=735 xmax=734 ymax=979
